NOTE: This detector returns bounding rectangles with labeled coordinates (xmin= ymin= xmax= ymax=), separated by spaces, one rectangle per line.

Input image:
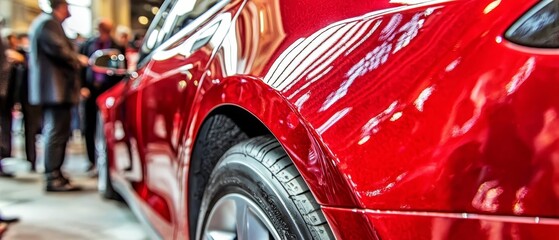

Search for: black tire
xmin=188 ymin=114 xmax=249 ymax=239
xmin=196 ymin=136 xmax=334 ymax=239
xmin=96 ymin=112 xmax=121 ymax=200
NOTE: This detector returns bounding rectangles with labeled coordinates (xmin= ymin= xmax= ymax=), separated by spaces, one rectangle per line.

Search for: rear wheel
xmin=196 ymin=136 xmax=334 ymax=239
xmin=96 ymin=112 xmax=121 ymax=200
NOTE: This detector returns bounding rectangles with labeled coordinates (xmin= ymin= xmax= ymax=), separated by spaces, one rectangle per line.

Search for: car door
xmin=131 ymin=0 xmax=238 ymax=236
xmin=110 ymin=1 xmax=181 ymax=237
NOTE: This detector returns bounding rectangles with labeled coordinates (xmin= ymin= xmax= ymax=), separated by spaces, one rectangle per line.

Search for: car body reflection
xmin=95 ymin=0 xmax=559 ymax=239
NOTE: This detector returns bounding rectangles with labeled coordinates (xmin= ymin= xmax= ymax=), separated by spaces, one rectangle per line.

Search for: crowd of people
xmin=0 ymin=0 xmax=140 ymax=234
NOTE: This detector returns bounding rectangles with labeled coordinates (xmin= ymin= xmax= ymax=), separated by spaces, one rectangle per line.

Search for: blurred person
xmin=115 ymin=26 xmax=138 ymax=71
xmin=0 ymin=20 xmax=16 ymax=177
xmin=0 ymin=16 xmax=20 ymax=231
xmin=28 ymin=0 xmax=88 ymax=191
xmin=12 ymin=32 xmax=42 ymax=172
xmin=5 ymin=33 xmax=24 ymax=62
xmin=6 ymin=33 xmax=17 ymax=48
xmin=17 ymin=33 xmax=30 ymax=52
xmin=4 ymin=33 xmax=25 ymax=112
xmin=5 ymin=33 xmax=26 ymax=168
xmin=6 ymin=33 xmax=18 ymax=48
xmin=79 ymin=18 xmax=125 ymax=175
xmin=73 ymin=33 xmax=87 ymax=48
xmin=130 ymin=32 xmax=144 ymax=51
xmin=125 ymin=32 xmax=143 ymax=71
xmin=115 ymin=25 xmax=131 ymax=48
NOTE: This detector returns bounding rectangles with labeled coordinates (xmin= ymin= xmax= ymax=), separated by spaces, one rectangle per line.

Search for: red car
xmin=92 ymin=0 xmax=559 ymax=239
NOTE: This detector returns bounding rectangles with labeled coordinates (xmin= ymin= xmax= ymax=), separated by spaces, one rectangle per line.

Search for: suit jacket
xmin=0 ymin=32 xmax=12 ymax=98
xmin=28 ymin=13 xmax=81 ymax=106
xmin=79 ymin=37 xmax=126 ymax=94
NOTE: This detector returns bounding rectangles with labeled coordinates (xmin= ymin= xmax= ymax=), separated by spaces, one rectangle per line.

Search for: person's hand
xmin=5 ymin=49 xmax=24 ymax=63
xmin=77 ymin=54 xmax=89 ymax=67
xmin=80 ymin=87 xmax=91 ymax=98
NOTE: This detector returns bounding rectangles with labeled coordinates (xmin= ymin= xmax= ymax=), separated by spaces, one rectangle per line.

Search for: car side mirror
xmin=89 ymin=48 xmax=128 ymax=76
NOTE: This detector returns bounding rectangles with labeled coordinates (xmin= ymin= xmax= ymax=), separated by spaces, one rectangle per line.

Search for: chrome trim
xmin=325 ymin=207 xmax=559 ymax=225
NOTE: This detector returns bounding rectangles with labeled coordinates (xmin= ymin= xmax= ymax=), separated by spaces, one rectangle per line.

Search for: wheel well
xmin=211 ymin=105 xmax=271 ymax=138
xmin=187 ymin=105 xmax=271 ymax=238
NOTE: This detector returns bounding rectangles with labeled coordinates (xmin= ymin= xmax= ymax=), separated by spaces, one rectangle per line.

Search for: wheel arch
xmin=183 ymin=75 xmax=359 ymax=237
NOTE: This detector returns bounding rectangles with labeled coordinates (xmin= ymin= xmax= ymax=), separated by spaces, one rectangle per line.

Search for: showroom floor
xmin=0 ymin=123 xmax=148 ymax=239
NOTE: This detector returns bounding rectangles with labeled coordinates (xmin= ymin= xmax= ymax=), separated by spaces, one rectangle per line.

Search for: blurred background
xmin=0 ymin=0 xmax=166 ymax=238
xmin=0 ymin=0 xmax=163 ymax=39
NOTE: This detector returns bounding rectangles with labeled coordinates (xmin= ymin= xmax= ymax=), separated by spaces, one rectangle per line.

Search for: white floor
xmin=0 ymin=120 xmax=148 ymax=240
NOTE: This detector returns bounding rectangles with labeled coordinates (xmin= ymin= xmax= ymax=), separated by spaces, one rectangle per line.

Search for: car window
xmin=138 ymin=0 xmax=221 ymax=66
xmin=139 ymin=0 xmax=176 ymax=65
xmin=167 ymin=0 xmax=220 ymax=37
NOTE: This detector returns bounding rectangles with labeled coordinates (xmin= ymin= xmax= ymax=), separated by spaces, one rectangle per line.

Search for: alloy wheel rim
xmin=203 ymin=193 xmax=281 ymax=240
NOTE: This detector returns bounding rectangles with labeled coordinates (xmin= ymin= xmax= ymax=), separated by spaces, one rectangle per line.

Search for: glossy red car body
xmin=97 ymin=0 xmax=559 ymax=239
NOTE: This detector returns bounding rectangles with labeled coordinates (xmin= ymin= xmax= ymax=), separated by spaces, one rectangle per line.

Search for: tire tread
xmin=237 ymin=136 xmax=334 ymax=240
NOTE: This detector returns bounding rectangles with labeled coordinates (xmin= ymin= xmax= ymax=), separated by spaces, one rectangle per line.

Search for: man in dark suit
xmin=28 ymin=0 xmax=88 ymax=191
xmin=79 ymin=18 xmax=125 ymax=174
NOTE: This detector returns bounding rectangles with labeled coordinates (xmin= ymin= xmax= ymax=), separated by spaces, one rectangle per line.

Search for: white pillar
xmin=92 ymin=0 xmax=131 ymax=29
xmin=0 ymin=0 xmax=42 ymax=33
xmin=113 ymin=0 xmax=131 ymax=29
xmin=0 ymin=0 xmax=12 ymax=26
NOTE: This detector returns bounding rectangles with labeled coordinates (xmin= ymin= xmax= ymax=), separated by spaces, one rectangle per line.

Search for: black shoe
xmin=0 ymin=215 xmax=19 ymax=224
xmin=46 ymin=178 xmax=82 ymax=192
xmin=0 ymin=170 xmax=14 ymax=178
